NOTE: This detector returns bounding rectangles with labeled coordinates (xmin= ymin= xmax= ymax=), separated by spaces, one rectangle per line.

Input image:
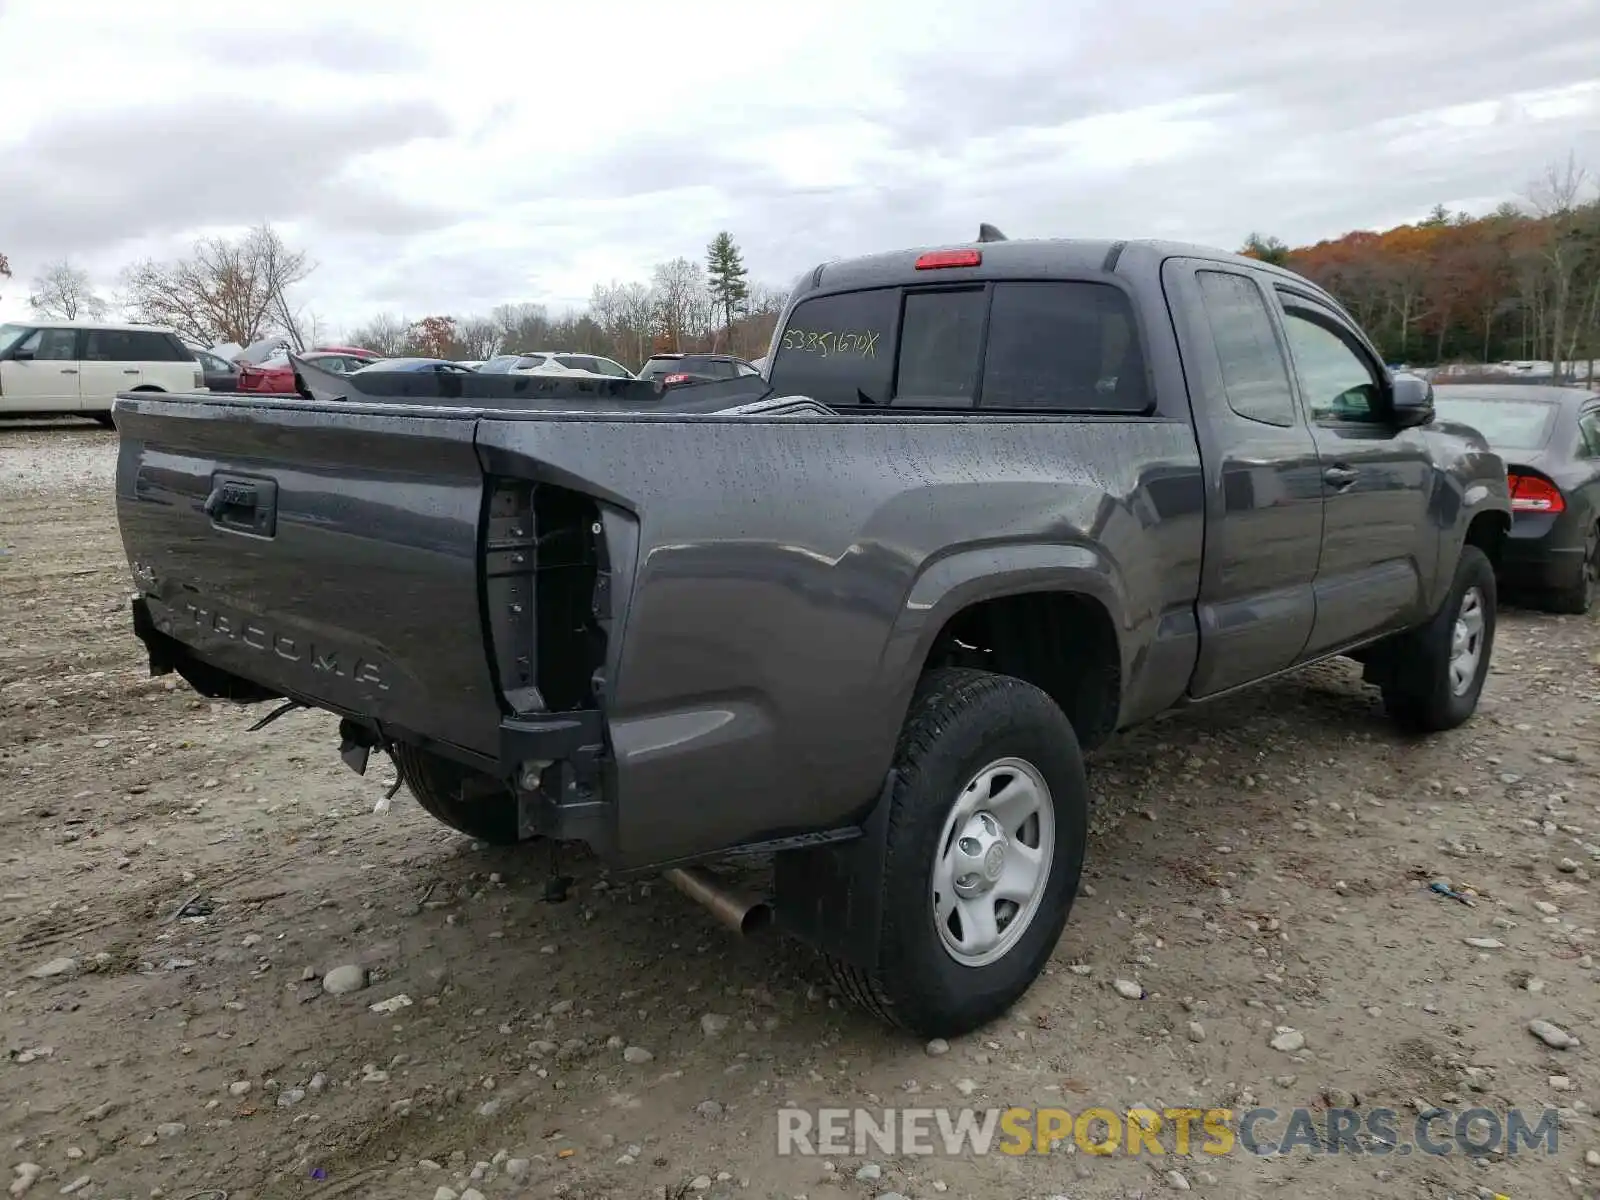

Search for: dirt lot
xmin=3 ymin=418 xmax=1599 ymax=1200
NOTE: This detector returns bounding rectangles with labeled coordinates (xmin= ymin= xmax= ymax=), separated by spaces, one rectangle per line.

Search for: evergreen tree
xmin=706 ymin=231 xmax=750 ymax=346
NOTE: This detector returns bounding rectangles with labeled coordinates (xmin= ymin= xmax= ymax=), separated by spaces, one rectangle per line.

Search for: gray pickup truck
xmin=113 ymin=233 xmax=1512 ymax=1038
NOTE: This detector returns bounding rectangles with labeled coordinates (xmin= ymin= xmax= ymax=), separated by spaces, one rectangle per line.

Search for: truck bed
xmin=114 ymin=388 xmax=1204 ymax=866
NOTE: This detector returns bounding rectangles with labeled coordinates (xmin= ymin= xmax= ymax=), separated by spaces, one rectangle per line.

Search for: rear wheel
xmin=824 ymin=668 xmax=1088 ymax=1038
xmin=1548 ymin=525 xmax=1598 ymax=615
xmin=1381 ymin=545 xmax=1497 ymax=732
xmin=391 ymin=743 xmax=524 ymax=844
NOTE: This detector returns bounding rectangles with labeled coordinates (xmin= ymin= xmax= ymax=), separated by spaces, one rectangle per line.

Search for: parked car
xmin=351 ymin=358 xmax=477 ymax=375
xmin=193 ymin=349 xmax=240 ymax=393
xmin=637 ymin=352 xmax=760 ymax=386
xmin=0 ymin=320 xmax=205 ymax=424
xmin=479 ymin=352 xmax=634 ymax=379
xmin=110 ymin=232 xmax=1511 ymax=1038
xmin=237 ymin=348 xmax=380 ymax=394
xmin=1433 ymin=384 xmax=1600 ymax=613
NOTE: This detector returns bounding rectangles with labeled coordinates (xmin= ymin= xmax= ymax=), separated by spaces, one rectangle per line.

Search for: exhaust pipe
xmin=663 ymin=866 xmax=773 ymax=936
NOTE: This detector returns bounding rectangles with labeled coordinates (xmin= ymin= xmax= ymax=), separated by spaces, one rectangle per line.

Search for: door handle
xmin=1323 ymin=465 xmax=1359 ymax=489
xmin=123 ymin=369 xmax=139 ymax=375
xmin=60 ymin=368 xmax=79 ymax=375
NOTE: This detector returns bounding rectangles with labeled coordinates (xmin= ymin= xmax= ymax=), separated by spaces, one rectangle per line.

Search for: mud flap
xmin=772 ymin=769 xmax=898 ymax=970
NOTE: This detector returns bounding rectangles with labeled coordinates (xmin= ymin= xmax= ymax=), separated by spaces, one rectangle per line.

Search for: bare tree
xmin=650 ymin=258 xmax=704 ymax=352
xmin=457 ymin=316 xmax=502 ymax=360
xmin=1523 ymin=154 xmax=1595 ymax=378
xmin=616 ymin=282 xmax=655 ymax=367
xmin=346 ymin=312 xmax=411 ymax=356
xmin=27 ymin=260 xmax=108 ymax=320
xmin=0 ymin=251 xmax=10 ymax=296
xmin=119 ymin=223 xmax=314 ymax=347
xmin=491 ymin=302 xmax=551 ymax=352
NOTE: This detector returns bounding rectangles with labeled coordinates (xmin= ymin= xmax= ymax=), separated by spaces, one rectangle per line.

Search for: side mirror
xmin=9 ymin=348 xmax=34 ymax=362
xmin=1390 ymin=371 xmax=1434 ymax=429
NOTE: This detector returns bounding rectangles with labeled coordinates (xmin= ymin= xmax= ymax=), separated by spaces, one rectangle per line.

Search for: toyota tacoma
xmin=112 ymin=231 xmax=1512 ymax=1037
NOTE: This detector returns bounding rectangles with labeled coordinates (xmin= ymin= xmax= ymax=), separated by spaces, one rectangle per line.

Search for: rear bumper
xmin=131 ymin=594 xmax=615 ymax=850
xmin=1498 ymin=513 xmax=1586 ymax=592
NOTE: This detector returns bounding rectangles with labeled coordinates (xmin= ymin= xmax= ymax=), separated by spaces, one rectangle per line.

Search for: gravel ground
xmin=3 ymin=417 xmax=1600 ymax=1200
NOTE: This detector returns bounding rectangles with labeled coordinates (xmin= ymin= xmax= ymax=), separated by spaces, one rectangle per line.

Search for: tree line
xmin=5 ymin=227 xmax=784 ymax=370
xmin=1243 ymin=153 xmax=1600 ymax=378
xmin=8 ymin=147 xmax=1595 ymax=377
xmin=349 ymin=238 xmax=785 ymax=367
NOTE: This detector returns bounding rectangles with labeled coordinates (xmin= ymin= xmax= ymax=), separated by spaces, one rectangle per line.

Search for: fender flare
xmin=876 ymin=541 xmax=1133 ymax=735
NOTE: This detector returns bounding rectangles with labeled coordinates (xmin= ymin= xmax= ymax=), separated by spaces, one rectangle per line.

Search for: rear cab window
xmin=768 ymin=280 xmax=1150 ymax=413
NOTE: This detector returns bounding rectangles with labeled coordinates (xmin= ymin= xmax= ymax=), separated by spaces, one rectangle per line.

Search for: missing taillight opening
xmin=1508 ymin=471 xmax=1565 ymax=513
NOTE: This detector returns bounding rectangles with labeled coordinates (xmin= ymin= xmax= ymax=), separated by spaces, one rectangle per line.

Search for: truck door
xmin=1161 ymin=259 xmax=1323 ymax=696
xmin=1270 ymin=286 xmax=1434 ymax=655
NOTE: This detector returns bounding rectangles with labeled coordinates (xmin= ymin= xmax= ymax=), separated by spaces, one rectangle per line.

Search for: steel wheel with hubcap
xmin=821 ymin=668 xmax=1088 ymax=1038
xmin=1382 ymin=545 xmax=1497 ymax=733
xmin=932 ymin=757 xmax=1055 ymax=968
xmin=1448 ymin=586 xmax=1485 ymax=695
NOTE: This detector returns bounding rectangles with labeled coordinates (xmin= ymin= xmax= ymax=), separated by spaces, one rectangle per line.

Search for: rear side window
xmin=85 ymin=329 xmax=138 ymax=361
xmin=1578 ymin=411 xmax=1600 ymax=458
xmin=1195 ymin=270 xmax=1296 ymax=427
xmin=980 ymin=282 xmax=1149 ymax=412
xmin=125 ymin=331 xmax=190 ymax=361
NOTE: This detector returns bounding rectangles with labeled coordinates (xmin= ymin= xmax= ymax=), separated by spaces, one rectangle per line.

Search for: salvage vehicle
xmin=1432 ymin=383 xmax=1600 ymax=614
xmin=111 ymin=232 xmax=1512 ymax=1037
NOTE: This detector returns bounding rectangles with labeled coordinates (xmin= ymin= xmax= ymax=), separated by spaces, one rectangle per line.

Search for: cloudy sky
xmin=1 ymin=0 xmax=1597 ymax=335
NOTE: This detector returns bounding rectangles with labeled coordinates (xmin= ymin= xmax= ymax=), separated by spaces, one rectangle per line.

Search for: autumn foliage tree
xmin=1249 ymin=155 xmax=1600 ymax=379
xmin=407 ymin=315 xmax=458 ymax=359
xmin=119 ymin=224 xmax=314 ymax=348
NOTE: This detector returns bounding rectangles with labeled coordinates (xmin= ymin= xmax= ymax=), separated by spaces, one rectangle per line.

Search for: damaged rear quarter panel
xmin=477 ymin=411 xmax=1203 ymax=865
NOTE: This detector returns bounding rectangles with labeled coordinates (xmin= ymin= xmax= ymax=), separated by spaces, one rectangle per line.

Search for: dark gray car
xmin=193 ymin=349 xmax=239 ymax=393
xmin=1433 ymin=384 xmax=1600 ymax=613
xmin=109 ymin=233 xmax=1511 ymax=1038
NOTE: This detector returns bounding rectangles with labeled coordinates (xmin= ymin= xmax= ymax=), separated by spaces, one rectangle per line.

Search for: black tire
xmin=825 ymin=668 xmax=1088 ymax=1038
xmin=1381 ymin=545 xmax=1497 ymax=733
xmin=391 ymin=743 xmax=524 ymax=844
xmin=1547 ymin=525 xmax=1598 ymax=616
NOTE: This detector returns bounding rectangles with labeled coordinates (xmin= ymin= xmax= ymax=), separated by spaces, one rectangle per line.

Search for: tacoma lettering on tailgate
xmin=175 ymin=601 xmax=389 ymax=691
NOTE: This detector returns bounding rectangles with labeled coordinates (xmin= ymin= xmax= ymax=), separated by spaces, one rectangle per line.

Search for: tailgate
xmin=114 ymin=395 xmax=502 ymax=756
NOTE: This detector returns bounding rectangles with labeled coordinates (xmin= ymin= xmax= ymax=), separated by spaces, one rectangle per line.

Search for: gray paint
xmin=112 ymin=236 xmax=1512 ymax=869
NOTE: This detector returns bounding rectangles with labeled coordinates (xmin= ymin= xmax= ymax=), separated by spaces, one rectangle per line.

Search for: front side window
xmin=1279 ymin=307 xmax=1382 ymax=421
xmin=22 ymin=329 xmax=79 ymax=361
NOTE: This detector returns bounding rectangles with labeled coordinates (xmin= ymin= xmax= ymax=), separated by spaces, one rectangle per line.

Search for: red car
xmin=235 ymin=346 xmax=380 ymax=394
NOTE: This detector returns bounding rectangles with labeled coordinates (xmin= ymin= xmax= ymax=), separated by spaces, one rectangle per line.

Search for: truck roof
xmin=802 ymin=236 xmax=1327 ymax=300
